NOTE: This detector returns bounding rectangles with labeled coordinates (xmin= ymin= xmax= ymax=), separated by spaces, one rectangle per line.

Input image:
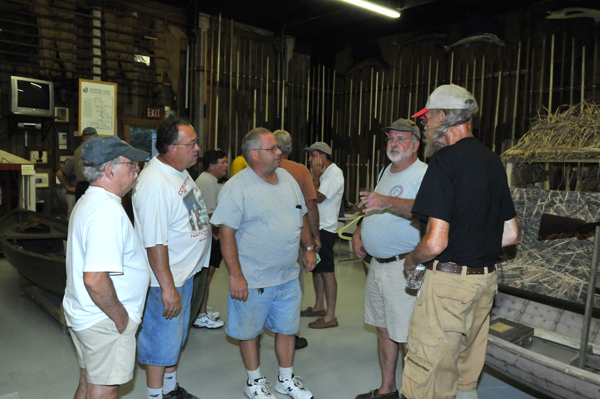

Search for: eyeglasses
xmin=174 ymin=138 xmax=200 ymax=148
xmin=114 ymin=160 xmax=138 ymax=166
xmin=385 ymin=135 xmax=412 ymax=144
xmin=255 ymin=145 xmax=279 ymax=153
xmin=114 ymin=160 xmax=138 ymax=168
xmin=421 ymin=111 xmax=440 ymax=127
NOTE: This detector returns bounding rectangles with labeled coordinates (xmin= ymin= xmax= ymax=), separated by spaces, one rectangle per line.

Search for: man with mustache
xmin=401 ymin=85 xmax=520 ymax=399
xmin=133 ymin=118 xmax=211 ymax=399
xmin=352 ymin=118 xmax=427 ymax=399
xmin=212 ymin=128 xmax=317 ymax=399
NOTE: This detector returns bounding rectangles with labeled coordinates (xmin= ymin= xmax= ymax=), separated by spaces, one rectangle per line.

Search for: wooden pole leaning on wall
xmin=521 ymin=37 xmax=531 ymax=135
xmin=358 ymin=81 xmax=363 ymax=136
xmin=549 ymin=34 xmax=555 ymax=112
xmin=512 ymin=41 xmax=522 ymax=140
xmin=380 ymin=71 xmax=385 ymax=121
xmin=214 ymin=15 xmax=222 ymax=149
xmin=492 ymin=67 xmax=502 ymax=153
xmin=593 ymin=37 xmax=598 ymax=100
xmin=208 ymin=20 xmax=216 ymax=147
xmin=570 ymin=37 xmax=575 ymax=106
xmin=538 ymin=37 xmax=546 ymax=115
xmin=321 ymin=65 xmax=326 ymax=141
xmin=529 ymin=49 xmax=536 ymax=113
xmin=374 ymin=71 xmax=379 ymax=121
xmin=369 ymin=69 xmax=374 ymax=130
xmin=581 ymin=46 xmax=586 ymax=111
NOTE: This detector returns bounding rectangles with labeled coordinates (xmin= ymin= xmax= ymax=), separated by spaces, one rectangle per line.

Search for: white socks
xmin=279 ymin=366 xmax=293 ymax=381
xmin=163 ymin=371 xmax=177 ymax=394
xmin=147 ymin=387 xmax=162 ymax=399
xmin=247 ymin=367 xmax=262 ymax=383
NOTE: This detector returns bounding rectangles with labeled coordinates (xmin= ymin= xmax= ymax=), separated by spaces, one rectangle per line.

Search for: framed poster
xmin=35 ymin=172 xmax=50 ymax=188
xmin=26 ymin=147 xmax=52 ymax=168
xmin=56 ymin=150 xmax=73 ymax=171
xmin=55 ymin=107 xmax=69 ymax=122
xmin=79 ymin=79 xmax=117 ymax=136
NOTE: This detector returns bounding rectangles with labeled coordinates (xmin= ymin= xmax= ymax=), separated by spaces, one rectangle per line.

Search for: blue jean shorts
xmin=226 ymin=278 xmax=301 ymax=340
xmin=137 ymin=277 xmax=194 ymax=366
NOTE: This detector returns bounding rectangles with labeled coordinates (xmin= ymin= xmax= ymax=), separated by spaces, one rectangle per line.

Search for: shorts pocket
xmin=404 ymin=325 xmax=440 ymax=386
xmin=433 ymin=281 xmax=477 ymax=334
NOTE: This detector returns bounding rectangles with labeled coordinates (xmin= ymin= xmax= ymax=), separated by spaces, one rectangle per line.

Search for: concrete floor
xmin=0 ymin=251 xmax=549 ymax=399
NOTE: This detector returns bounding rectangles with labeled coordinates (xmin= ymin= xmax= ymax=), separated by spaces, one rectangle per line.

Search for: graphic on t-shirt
xmin=390 ymin=185 xmax=404 ymax=197
xmin=183 ymin=188 xmax=210 ymax=233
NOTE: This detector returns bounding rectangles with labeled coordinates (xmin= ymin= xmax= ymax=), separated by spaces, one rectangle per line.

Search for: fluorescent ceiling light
xmin=340 ymin=0 xmax=401 ymax=18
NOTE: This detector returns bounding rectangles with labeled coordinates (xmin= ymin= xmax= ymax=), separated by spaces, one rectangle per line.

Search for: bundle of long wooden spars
xmin=501 ymin=100 xmax=600 ymax=164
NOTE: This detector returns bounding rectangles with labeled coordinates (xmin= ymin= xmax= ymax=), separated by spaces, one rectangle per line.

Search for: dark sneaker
xmin=163 ymin=384 xmax=199 ymax=399
xmin=295 ymin=335 xmax=308 ymax=350
xmin=355 ymin=389 xmax=399 ymax=399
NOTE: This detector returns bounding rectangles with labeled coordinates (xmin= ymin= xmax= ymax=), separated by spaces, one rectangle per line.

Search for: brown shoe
xmin=301 ymin=306 xmax=326 ymax=317
xmin=356 ymin=389 xmax=400 ymax=399
xmin=308 ymin=317 xmax=338 ymax=329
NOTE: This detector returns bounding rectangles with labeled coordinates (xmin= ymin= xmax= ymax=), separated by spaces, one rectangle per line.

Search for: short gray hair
xmin=82 ymin=156 xmax=121 ymax=183
xmin=273 ymin=130 xmax=291 ymax=155
xmin=437 ymin=105 xmax=478 ymax=134
xmin=242 ymin=127 xmax=271 ymax=160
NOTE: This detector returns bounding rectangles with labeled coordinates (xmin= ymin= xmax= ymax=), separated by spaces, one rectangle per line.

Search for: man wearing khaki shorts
xmin=352 ymin=119 xmax=427 ymax=399
xmin=63 ymin=136 xmax=150 ymax=399
xmin=402 ymin=85 xmax=519 ymax=399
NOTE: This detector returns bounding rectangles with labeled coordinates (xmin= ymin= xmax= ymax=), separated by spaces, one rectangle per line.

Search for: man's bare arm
xmin=305 ymin=199 xmax=321 ymax=251
xmin=501 ymin=217 xmax=520 ymax=247
xmin=219 ymin=225 xmax=248 ymax=301
xmin=83 ymin=272 xmax=129 ymax=333
xmin=352 ymin=223 xmax=367 ymax=259
xmin=56 ymin=170 xmax=76 ymax=193
xmin=359 ymin=191 xmax=414 ymax=218
xmin=404 ymin=217 xmax=449 ymax=275
xmin=300 ymin=214 xmax=317 ymax=272
xmin=147 ymin=245 xmax=181 ymax=319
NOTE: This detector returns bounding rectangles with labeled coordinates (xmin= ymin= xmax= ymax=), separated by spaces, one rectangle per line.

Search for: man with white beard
xmin=401 ymin=85 xmax=519 ymax=399
xmin=352 ymin=118 xmax=427 ymax=399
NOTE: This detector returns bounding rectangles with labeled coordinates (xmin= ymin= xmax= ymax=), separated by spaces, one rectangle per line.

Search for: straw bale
xmin=501 ymin=101 xmax=600 ymax=164
xmin=498 ymin=188 xmax=600 ymax=308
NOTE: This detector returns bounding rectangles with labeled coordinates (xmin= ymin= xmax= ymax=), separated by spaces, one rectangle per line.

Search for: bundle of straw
xmin=502 ymin=101 xmax=600 ymax=164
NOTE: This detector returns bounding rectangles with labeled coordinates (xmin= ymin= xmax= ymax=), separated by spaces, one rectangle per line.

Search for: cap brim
xmin=411 ymin=108 xmax=428 ymax=119
xmin=122 ymin=147 xmax=150 ymax=162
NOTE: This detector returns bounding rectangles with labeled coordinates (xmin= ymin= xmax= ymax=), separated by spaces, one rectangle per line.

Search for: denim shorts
xmin=137 ymin=277 xmax=194 ymax=366
xmin=226 ymin=278 xmax=301 ymax=340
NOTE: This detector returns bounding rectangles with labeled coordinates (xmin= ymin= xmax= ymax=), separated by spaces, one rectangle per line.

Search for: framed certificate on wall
xmin=79 ymin=79 xmax=117 ymax=136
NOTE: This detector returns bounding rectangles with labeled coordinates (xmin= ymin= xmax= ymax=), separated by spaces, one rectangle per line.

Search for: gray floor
xmin=0 ymin=250 xmax=548 ymax=399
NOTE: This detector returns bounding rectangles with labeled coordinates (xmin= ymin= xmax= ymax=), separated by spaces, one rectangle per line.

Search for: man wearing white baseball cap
xmin=400 ymin=85 xmax=520 ymax=399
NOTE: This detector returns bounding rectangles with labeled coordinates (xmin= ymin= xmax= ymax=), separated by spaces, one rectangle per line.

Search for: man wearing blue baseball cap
xmin=63 ymin=136 xmax=150 ymax=399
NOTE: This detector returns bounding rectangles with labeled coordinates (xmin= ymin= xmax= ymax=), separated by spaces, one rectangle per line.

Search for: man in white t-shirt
xmin=133 ymin=118 xmax=211 ymax=399
xmin=192 ymin=148 xmax=228 ymax=329
xmin=301 ymin=142 xmax=344 ymax=329
xmin=63 ymin=135 xmax=150 ymax=399
xmin=352 ymin=119 xmax=427 ymax=399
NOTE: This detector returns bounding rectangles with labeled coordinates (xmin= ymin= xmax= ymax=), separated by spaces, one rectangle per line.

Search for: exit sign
xmin=147 ymin=107 xmax=162 ymax=119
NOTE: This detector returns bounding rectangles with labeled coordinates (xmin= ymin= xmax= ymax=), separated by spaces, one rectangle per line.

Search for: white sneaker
xmin=206 ymin=307 xmax=220 ymax=319
xmin=275 ymin=375 xmax=314 ymax=399
xmin=245 ymin=377 xmax=275 ymax=399
xmin=192 ymin=313 xmax=224 ymax=329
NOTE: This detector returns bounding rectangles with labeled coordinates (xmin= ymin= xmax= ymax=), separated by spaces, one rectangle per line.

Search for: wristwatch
xmin=306 ymin=246 xmax=316 ymax=252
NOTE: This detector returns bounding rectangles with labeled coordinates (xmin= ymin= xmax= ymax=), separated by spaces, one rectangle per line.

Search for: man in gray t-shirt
xmin=352 ymin=118 xmax=427 ymax=399
xmin=211 ymin=128 xmax=317 ymax=399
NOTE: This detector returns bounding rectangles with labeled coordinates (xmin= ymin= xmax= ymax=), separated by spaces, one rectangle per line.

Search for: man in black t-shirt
xmin=400 ymin=85 xmax=519 ymax=399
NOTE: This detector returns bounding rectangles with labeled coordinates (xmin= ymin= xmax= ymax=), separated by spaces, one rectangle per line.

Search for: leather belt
xmin=424 ymin=261 xmax=495 ymax=275
xmin=375 ymin=252 xmax=409 ymax=264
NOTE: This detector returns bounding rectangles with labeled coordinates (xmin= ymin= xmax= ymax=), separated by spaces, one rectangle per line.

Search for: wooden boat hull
xmin=486 ymin=335 xmax=600 ymax=399
xmin=486 ymin=291 xmax=600 ymax=399
xmin=0 ymin=209 xmax=67 ymax=296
